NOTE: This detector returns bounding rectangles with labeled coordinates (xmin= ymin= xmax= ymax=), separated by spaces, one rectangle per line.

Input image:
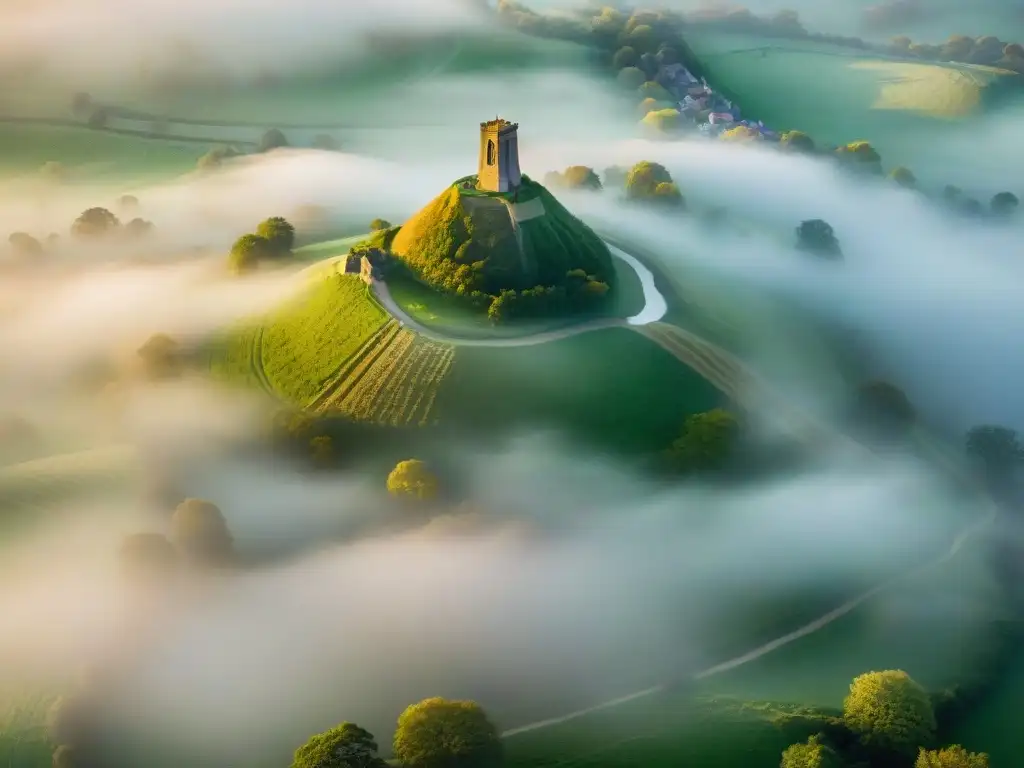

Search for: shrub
xmin=835 ymin=141 xmax=882 ymax=172
xmin=256 ymin=216 xmax=296 ymax=255
xmin=795 ymin=219 xmax=841 ymax=258
xmin=171 ymin=498 xmax=233 ymax=566
xmin=915 ymin=745 xmax=989 ymax=767
xmin=387 ymin=459 xmax=439 ymax=501
xmin=628 ymin=23 xmax=656 ymax=51
xmin=652 ymin=181 xmax=685 ymax=207
xmin=780 ymin=734 xmax=843 ymax=768
xmin=625 ymin=160 xmax=673 ymax=199
xmin=843 ymin=670 xmax=936 ymax=758
xmin=612 ymin=46 xmax=638 ymax=69
xmin=259 ymin=128 xmax=288 ymax=152
xmin=617 ymin=66 xmax=646 ymax=89
xmin=720 ymin=125 xmax=761 ymax=142
xmin=638 ymin=80 xmax=673 ymax=101
xmin=641 ymin=108 xmax=683 ymax=134
xmin=668 ymin=408 xmax=740 ymax=471
xmin=8 ymin=232 xmax=43 ymax=257
xmin=71 ymin=207 xmax=120 ymax=238
xmin=890 ymin=166 xmax=917 ymax=189
xmin=393 ymin=697 xmax=502 ymax=768
xmin=229 ymin=234 xmax=271 ymax=274
xmin=291 ymin=722 xmax=386 ymax=768
xmin=990 ymin=191 xmax=1018 ymax=215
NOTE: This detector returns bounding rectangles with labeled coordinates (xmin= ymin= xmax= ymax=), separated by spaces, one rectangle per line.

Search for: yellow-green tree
xmin=641 ymin=109 xmax=683 ymax=134
xmin=843 ymin=670 xmax=936 ymax=758
xmin=668 ymin=408 xmax=740 ymax=471
xmin=780 ymin=735 xmax=843 ymax=768
xmin=780 ymin=131 xmax=815 ymax=153
xmin=625 ymin=161 xmax=673 ymax=199
xmin=916 ymin=745 xmax=989 ymax=767
xmin=393 ymin=698 xmax=502 ymax=768
xmin=720 ymin=125 xmax=760 ymax=142
xmin=256 ymin=216 xmax=296 ymax=255
xmin=291 ymin=722 xmax=386 ymax=768
xmin=387 ymin=460 xmax=439 ymax=501
xmin=229 ymin=234 xmax=271 ymax=274
xmin=890 ymin=166 xmax=917 ymax=189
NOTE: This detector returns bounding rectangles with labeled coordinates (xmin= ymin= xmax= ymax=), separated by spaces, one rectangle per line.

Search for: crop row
xmin=368 ymin=341 xmax=455 ymax=426
xmin=334 ymin=329 xmax=417 ymax=419
xmin=308 ymin=320 xmax=402 ymax=412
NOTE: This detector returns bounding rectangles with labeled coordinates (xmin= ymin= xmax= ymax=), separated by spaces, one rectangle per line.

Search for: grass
xmin=504 ymin=692 xmax=836 ymax=768
xmin=0 ymin=691 xmax=55 ymax=768
xmin=848 ymin=60 xmax=1013 ymax=118
xmin=952 ymin=650 xmax=1024 ymax=765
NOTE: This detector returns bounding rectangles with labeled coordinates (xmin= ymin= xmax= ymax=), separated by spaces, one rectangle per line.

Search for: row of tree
xmin=6 ymin=198 xmax=155 ymax=259
xmin=229 ymin=216 xmax=297 ymax=273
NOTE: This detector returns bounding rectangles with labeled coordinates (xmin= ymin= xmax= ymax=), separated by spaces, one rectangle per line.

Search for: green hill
xmin=390 ymin=176 xmax=614 ymax=296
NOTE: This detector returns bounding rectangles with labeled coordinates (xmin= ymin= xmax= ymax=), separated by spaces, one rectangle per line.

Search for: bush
xmin=668 ymin=408 xmax=740 ymax=471
xmin=547 ymin=166 xmax=603 ymax=190
xmin=835 ymin=141 xmax=882 ymax=172
xmin=387 ymin=459 xmax=439 ymax=501
xmin=915 ymin=745 xmax=989 ymax=767
xmin=990 ymin=191 xmax=1018 ymax=215
xmin=259 ymin=128 xmax=288 ymax=152
xmin=8 ymin=232 xmax=43 ymax=257
xmin=312 ymin=134 xmax=339 ymax=151
xmin=71 ymin=207 xmax=120 ymax=238
xmin=843 ymin=670 xmax=936 ymax=758
xmin=393 ymin=697 xmax=502 ymax=768
xmin=795 ymin=219 xmax=841 ymax=258
xmin=256 ymin=216 xmax=296 ymax=255
xmin=171 ymin=498 xmax=233 ymax=566
xmin=229 ymin=234 xmax=271 ymax=274
xmin=612 ymin=46 xmax=638 ymax=69
xmin=720 ymin=125 xmax=761 ymax=142
xmin=641 ymin=108 xmax=683 ymax=134
xmin=617 ymin=66 xmax=647 ymax=89
xmin=638 ymin=80 xmax=673 ymax=101
xmin=625 ymin=160 xmax=673 ymax=199
xmin=890 ymin=166 xmax=917 ymax=189
xmin=780 ymin=734 xmax=843 ymax=768
xmin=652 ymin=181 xmax=685 ymax=207
xmin=291 ymin=722 xmax=386 ymax=768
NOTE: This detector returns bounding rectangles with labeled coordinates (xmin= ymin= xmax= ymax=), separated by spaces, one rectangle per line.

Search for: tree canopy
xmin=612 ymin=46 xmax=638 ymax=69
xmin=259 ymin=128 xmax=289 ymax=152
xmin=915 ymin=745 xmax=990 ymax=767
xmin=393 ymin=697 xmax=502 ymax=768
xmin=71 ymin=208 xmax=120 ymax=238
xmin=795 ymin=219 xmax=842 ymax=258
xmin=171 ymin=498 xmax=234 ymax=565
xmin=291 ymin=722 xmax=386 ymax=768
xmin=965 ymin=424 xmax=1023 ymax=478
xmin=256 ymin=216 xmax=296 ymax=255
xmin=546 ymin=166 xmax=603 ymax=191
xmin=780 ymin=734 xmax=843 ymax=768
xmin=780 ymin=131 xmax=815 ymax=153
xmin=625 ymin=161 xmax=674 ymax=200
xmin=137 ymin=333 xmax=182 ymax=380
xmin=387 ymin=460 xmax=439 ymax=501
xmin=370 ymin=218 xmax=393 ymax=231
xmin=890 ymin=166 xmax=917 ymax=189
xmin=617 ymin=66 xmax=646 ymax=89
xmin=990 ymin=191 xmax=1019 ymax=216
xmin=852 ymin=380 xmax=916 ymax=440
xmin=229 ymin=234 xmax=272 ymax=274
xmin=8 ymin=232 xmax=43 ymax=257
xmin=668 ymin=408 xmax=740 ymax=472
xmin=843 ymin=670 xmax=936 ymax=758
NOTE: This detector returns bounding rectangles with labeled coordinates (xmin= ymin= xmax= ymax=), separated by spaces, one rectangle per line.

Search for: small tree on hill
xmin=625 ymin=161 xmax=673 ymax=200
xmin=835 ymin=141 xmax=882 ymax=173
xmin=71 ymin=208 xmax=120 ymax=239
xmin=291 ymin=722 xmax=386 ymax=768
xmin=8 ymin=232 xmax=43 ymax=257
xmin=780 ymin=734 xmax=843 ymax=768
xmin=87 ymin=107 xmax=109 ymax=128
xmin=387 ymin=459 xmax=439 ymax=501
xmin=560 ymin=166 xmax=602 ymax=190
xmin=259 ymin=128 xmax=288 ymax=152
xmin=843 ymin=670 xmax=936 ymax=759
xmin=641 ymin=108 xmax=683 ymax=135
xmin=795 ymin=219 xmax=842 ymax=258
xmin=171 ymin=498 xmax=233 ymax=566
xmin=256 ymin=216 xmax=296 ymax=255
xmin=652 ymin=181 xmax=685 ymax=207
xmin=369 ymin=218 xmax=392 ymax=231
xmin=229 ymin=234 xmax=271 ymax=274
xmin=393 ymin=698 xmax=502 ymax=768
xmin=890 ymin=166 xmax=917 ymax=189
xmin=915 ymin=745 xmax=989 ymax=767
xmin=668 ymin=408 xmax=740 ymax=472
xmin=780 ymin=130 xmax=815 ymax=153
xmin=990 ymin=191 xmax=1018 ymax=216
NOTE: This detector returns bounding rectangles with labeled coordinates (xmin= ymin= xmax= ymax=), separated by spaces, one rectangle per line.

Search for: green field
xmin=0 ymin=691 xmax=55 ymax=768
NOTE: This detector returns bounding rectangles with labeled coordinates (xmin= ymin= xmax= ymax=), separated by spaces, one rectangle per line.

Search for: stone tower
xmin=477 ymin=117 xmax=522 ymax=193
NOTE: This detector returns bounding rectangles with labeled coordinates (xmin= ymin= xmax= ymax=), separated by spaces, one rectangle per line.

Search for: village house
xmin=342 ymin=247 xmax=389 ymax=285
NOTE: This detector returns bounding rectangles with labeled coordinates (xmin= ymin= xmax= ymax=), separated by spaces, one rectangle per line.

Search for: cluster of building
xmin=653 ymin=63 xmax=780 ymax=141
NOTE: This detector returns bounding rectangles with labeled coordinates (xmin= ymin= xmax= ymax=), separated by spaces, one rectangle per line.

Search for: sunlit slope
xmin=208 ymin=273 xmax=724 ymax=452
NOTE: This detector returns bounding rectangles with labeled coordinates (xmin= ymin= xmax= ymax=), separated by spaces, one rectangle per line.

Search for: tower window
xmin=486 ymin=139 xmax=495 ymax=166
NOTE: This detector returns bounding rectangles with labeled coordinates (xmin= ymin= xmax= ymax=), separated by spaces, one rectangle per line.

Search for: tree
xmin=71 ymin=208 xmax=120 ymax=239
xmin=560 ymin=166 xmax=602 ymax=190
xmin=617 ymin=66 xmax=646 ymax=89
xmin=641 ymin=108 xmax=684 ymax=134
xmin=625 ymin=161 xmax=673 ymax=199
xmin=256 ymin=216 xmax=296 ymax=255
xmin=720 ymin=125 xmax=761 ymax=142
xmin=8 ymin=232 xmax=43 ymax=257
xmin=915 ymin=745 xmax=989 ymax=767
xmin=628 ymin=24 xmax=656 ymax=52
xmin=369 ymin=218 xmax=393 ymax=231
xmin=310 ymin=435 xmax=334 ymax=467
xmin=780 ymin=734 xmax=843 ymax=768
xmin=118 ymin=532 xmax=177 ymax=581
xmin=387 ymin=459 xmax=439 ymax=501
xmin=125 ymin=218 xmax=155 ymax=239
xmin=942 ymin=185 xmax=963 ymax=204
xmin=852 ymin=380 xmax=915 ymax=440
xmin=229 ymin=234 xmax=271 ymax=274
xmin=118 ymin=194 xmax=139 ymax=212
xmin=890 ymin=166 xmax=917 ymax=189
xmin=259 ymin=128 xmax=288 ymax=152
xmin=52 ymin=744 xmax=78 ymax=768
xmin=393 ymin=697 xmax=502 ymax=768
xmin=835 ymin=141 xmax=882 ymax=173
xmin=638 ymin=80 xmax=673 ymax=101
xmin=612 ymin=46 xmax=638 ymax=69
xmin=198 ymin=145 xmax=241 ymax=170
xmin=965 ymin=425 xmax=1023 ymax=479
xmin=171 ymin=498 xmax=233 ymax=566
xmin=795 ymin=219 xmax=841 ymax=258
xmin=990 ymin=191 xmax=1018 ymax=216
xmin=312 ymin=134 xmax=339 ymax=151
xmin=652 ymin=181 xmax=685 ymax=207
xmin=291 ymin=722 xmax=386 ymax=768
xmin=843 ymin=670 xmax=936 ymax=758
xmin=137 ymin=333 xmax=182 ymax=380
xmin=668 ymin=408 xmax=740 ymax=472
xmin=1005 ymin=42 xmax=1024 ymax=60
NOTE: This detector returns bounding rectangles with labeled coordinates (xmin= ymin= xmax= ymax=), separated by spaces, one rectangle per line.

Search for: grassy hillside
xmin=390 ymin=177 xmax=614 ymax=295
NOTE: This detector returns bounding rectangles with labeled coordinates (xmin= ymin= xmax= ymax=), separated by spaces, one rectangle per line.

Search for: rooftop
xmin=480 ymin=117 xmax=518 ymax=132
